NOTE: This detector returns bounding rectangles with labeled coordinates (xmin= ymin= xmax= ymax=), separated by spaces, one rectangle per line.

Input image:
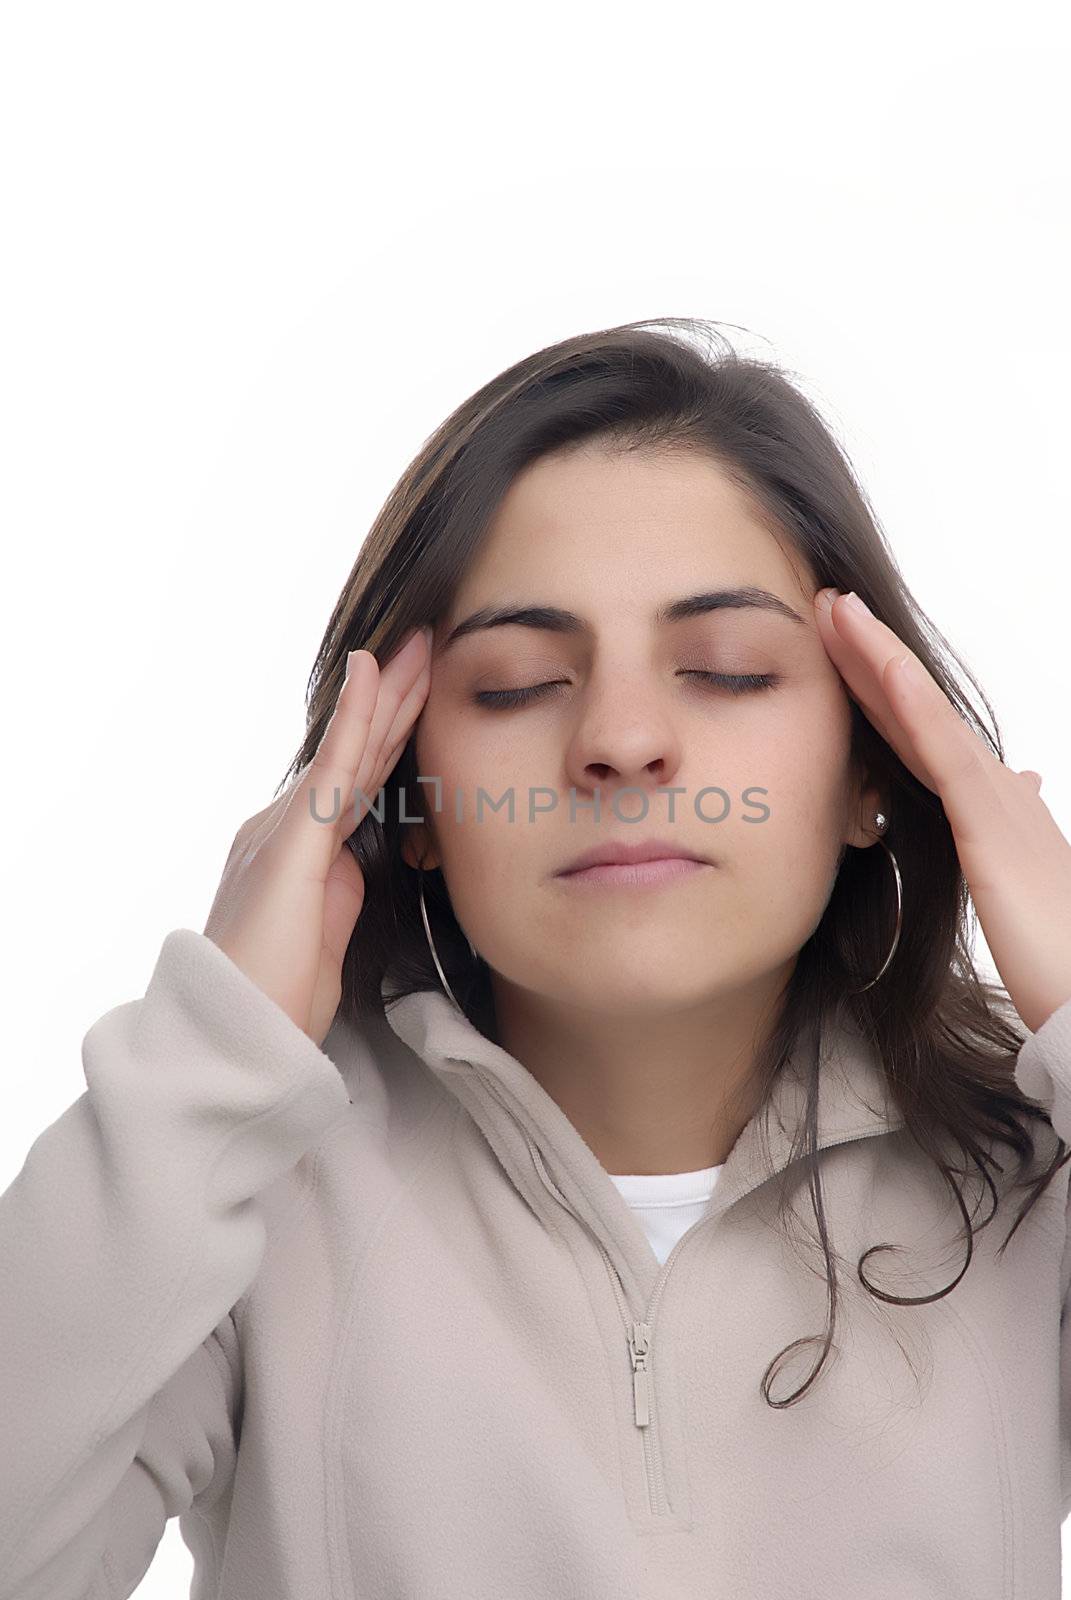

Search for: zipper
xmin=525 ymin=1130 xmax=707 ymax=1517
xmin=462 ymin=1057 xmax=900 ymax=1519
xmin=465 ymin=1059 xmax=698 ymax=1516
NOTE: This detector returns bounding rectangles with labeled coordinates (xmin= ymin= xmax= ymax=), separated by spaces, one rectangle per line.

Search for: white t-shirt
xmin=607 ymin=1163 xmax=725 ymax=1266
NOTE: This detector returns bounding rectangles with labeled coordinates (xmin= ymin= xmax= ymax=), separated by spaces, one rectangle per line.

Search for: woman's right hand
xmin=203 ymin=626 xmax=432 ymax=1047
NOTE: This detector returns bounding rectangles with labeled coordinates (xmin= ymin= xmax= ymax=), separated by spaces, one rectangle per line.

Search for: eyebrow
xmin=441 ymin=585 xmax=807 ymax=653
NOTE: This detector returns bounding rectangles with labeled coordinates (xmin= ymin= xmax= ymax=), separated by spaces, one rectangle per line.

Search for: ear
xmin=400 ymin=823 xmax=441 ymax=873
xmin=847 ymin=777 xmax=887 ymax=848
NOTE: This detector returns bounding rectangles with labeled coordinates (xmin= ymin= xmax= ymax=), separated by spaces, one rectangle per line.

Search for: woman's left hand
xmin=813 ymin=587 xmax=1071 ymax=1035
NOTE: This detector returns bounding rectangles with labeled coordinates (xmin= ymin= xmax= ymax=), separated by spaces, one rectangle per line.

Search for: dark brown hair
xmin=277 ymin=315 xmax=1070 ymax=1406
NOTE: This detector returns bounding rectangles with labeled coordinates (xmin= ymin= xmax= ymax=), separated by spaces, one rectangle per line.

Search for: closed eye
xmin=679 ymin=670 xmax=781 ymax=695
xmin=472 ymin=672 xmax=781 ymax=709
xmin=472 ymin=681 xmax=570 ymax=709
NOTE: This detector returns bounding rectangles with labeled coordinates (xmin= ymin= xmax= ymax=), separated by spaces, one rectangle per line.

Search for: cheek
xmin=722 ymin=693 xmax=852 ymax=872
xmin=419 ymin=691 xmax=558 ymax=823
xmin=414 ymin=713 xmax=523 ymax=882
xmin=796 ymin=690 xmax=856 ymax=839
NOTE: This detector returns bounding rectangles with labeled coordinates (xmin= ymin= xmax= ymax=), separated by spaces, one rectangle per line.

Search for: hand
xmin=813 ymin=588 xmax=1071 ymax=1035
xmin=203 ymin=625 xmax=432 ymax=1046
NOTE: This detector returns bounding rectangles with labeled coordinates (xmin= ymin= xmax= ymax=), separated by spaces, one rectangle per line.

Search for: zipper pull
xmin=628 ymin=1320 xmax=651 ymax=1427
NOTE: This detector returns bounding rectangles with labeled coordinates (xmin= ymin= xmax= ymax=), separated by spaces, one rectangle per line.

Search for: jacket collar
xmin=380 ymin=978 xmax=907 ymax=1308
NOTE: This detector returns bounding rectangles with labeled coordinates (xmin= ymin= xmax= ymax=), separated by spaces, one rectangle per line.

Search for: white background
xmin=1 ymin=2 xmax=1068 ymax=1592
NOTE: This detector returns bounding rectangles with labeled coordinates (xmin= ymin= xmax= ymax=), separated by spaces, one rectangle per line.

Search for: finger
xmin=333 ymin=633 xmax=430 ymax=826
xmin=357 ymin=631 xmax=430 ymax=777
xmin=825 ymin=597 xmax=1012 ymax=838
xmin=379 ymin=655 xmax=435 ymax=772
xmin=814 ymin=594 xmax=904 ymax=726
xmin=226 ymin=635 xmax=430 ymax=878
xmin=375 ymin=672 xmax=429 ymax=777
xmin=372 ymin=649 xmax=432 ymax=780
xmin=344 ymin=658 xmax=432 ymax=842
xmin=351 ymin=631 xmax=435 ymax=817
xmin=814 ymin=595 xmax=933 ymax=788
xmin=283 ymin=631 xmax=429 ymax=874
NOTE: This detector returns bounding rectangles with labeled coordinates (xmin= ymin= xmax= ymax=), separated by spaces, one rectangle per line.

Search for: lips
xmin=556 ymin=836 xmax=714 ymax=876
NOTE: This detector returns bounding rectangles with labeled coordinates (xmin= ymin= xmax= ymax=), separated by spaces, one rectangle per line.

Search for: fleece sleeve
xmin=1011 ymin=991 xmax=1071 ymax=1522
xmin=0 ymin=928 xmax=352 ymax=1600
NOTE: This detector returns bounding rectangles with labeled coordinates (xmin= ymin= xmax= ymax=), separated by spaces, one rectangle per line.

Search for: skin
xmin=206 ymin=444 xmax=1070 ymax=1166
xmin=811 ymin=588 xmax=1071 ymax=1042
xmin=401 ymin=443 xmax=885 ymax=1175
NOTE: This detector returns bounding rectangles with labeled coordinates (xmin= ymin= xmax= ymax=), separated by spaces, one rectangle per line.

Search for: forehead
xmin=451 ymin=445 xmax=810 ymax=615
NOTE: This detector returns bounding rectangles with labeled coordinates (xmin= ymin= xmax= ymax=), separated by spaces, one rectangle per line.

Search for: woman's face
xmin=405 ymin=444 xmax=879 ymax=1017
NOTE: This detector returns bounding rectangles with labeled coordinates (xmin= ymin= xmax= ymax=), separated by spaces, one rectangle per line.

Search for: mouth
xmin=553 ymin=856 xmax=713 ymax=890
xmin=555 ymin=834 xmax=715 ymax=878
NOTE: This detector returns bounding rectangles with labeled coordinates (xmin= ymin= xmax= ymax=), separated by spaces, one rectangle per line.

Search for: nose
xmin=561 ymin=668 xmax=686 ymax=808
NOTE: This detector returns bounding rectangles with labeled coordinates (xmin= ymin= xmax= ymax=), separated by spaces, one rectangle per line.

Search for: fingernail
xmin=842 ymin=591 xmax=872 ymax=619
xmin=892 ymin=653 xmax=924 ymax=688
xmin=816 ymin=587 xmax=838 ymax=612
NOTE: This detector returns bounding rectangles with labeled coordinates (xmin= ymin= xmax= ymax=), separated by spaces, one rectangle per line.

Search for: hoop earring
xmin=417 ymin=866 xmax=479 ymax=1012
xmin=844 ymin=812 xmax=903 ymax=994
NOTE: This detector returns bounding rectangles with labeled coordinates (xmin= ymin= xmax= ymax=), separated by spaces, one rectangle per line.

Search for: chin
xmin=557 ymin=960 xmax=724 ymax=1017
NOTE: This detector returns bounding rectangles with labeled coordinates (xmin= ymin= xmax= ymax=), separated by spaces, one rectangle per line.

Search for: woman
xmin=3 ymin=316 xmax=1071 ymax=1599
